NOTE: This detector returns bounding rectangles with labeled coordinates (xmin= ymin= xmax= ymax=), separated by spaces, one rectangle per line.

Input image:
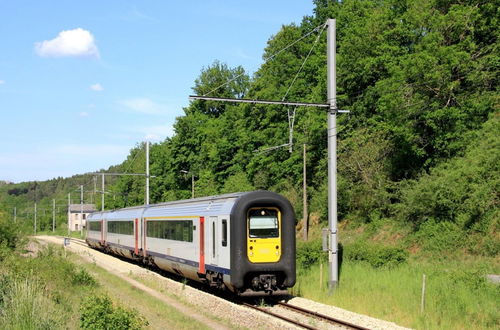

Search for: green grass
xmin=1 ymin=238 xmax=227 ymax=329
xmin=0 ymin=277 xmax=63 ymax=330
xmin=294 ymin=258 xmax=499 ymax=329
xmin=71 ymin=254 xmax=212 ymax=330
xmin=0 ymin=242 xmax=97 ymax=329
xmin=35 ymin=228 xmax=84 ymax=239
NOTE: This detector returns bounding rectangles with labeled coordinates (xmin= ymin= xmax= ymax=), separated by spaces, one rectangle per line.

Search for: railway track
xmin=56 ymin=236 xmax=87 ymax=247
xmin=61 ymin=236 xmax=370 ymax=329
xmin=241 ymin=300 xmax=370 ymax=330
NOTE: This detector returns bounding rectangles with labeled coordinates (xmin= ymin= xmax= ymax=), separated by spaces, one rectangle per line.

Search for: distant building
xmin=68 ymin=204 xmax=96 ymax=231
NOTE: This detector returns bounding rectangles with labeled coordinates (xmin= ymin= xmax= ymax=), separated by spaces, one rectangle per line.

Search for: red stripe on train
xmin=199 ymin=216 xmax=205 ymax=274
xmin=134 ymin=218 xmax=139 ymax=255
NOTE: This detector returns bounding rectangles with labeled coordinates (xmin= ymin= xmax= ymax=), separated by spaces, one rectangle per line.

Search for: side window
xmin=222 ymin=219 xmax=227 ymax=247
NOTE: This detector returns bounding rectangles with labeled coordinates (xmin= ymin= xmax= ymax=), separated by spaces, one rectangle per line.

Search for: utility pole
xmin=303 ymin=144 xmax=308 ymax=241
xmin=191 ymin=174 xmax=195 ymax=198
xmin=52 ymin=199 xmax=55 ymax=232
xmin=34 ymin=203 xmax=37 ymax=235
xmin=67 ymin=193 xmax=71 ymax=235
xmin=146 ymin=141 xmax=150 ymax=205
xmin=101 ymin=173 xmax=105 ymax=211
xmin=327 ymin=18 xmax=339 ymax=289
xmin=181 ymin=170 xmax=195 ymax=198
xmin=80 ymin=185 xmax=84 ymax=236
xmin=92 ymin=176 xmax=97 ymax=204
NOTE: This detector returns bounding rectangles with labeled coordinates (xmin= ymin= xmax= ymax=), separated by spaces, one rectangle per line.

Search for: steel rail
xmin=276 ymin=301 xmax=370 ymax=330
xmin=241 ymin=302 xmax=316 ymax=330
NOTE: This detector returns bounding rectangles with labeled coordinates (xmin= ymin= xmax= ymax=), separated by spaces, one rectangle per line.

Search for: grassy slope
xmin=0 ymin=241 xmax=213 ymax=330
xmin=73 ymin=259 xmax=211 ymax=330
xmin=295 ymin=253 xmax=499 ymax=329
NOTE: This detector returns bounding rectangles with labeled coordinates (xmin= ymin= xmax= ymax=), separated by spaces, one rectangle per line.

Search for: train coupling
xmin=251 ymin=274 xmax=277 ymax=292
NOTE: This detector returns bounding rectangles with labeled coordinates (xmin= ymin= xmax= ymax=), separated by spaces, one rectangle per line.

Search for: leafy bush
xmin=296 ymin=239 xmax=327 ymax=270
xmin=80 ymin=295 xmax=148 ymax=330
xmin=0 ymin=217 xmax=21 ymax=251
xmin=72 ymin=269 xmax=97 ymax=286
xmin=413 ymin=220 xmax=465 ymax=253
xmin=344 ymin=241 xmax=408 ymax=268
xmin=396 ymin=114 xmax=499 ymax=255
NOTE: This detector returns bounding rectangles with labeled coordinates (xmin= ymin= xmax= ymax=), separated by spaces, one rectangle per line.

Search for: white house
xmin=68 ymin=204 xmax=96 ymax=231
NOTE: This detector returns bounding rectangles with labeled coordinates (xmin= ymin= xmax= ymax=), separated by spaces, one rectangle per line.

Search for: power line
xmin=202 ymin=22 xmax=327 ymax=97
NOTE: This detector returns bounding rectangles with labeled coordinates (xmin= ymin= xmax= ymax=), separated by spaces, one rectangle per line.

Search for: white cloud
xmin=79 ymin=111 xmax=89 ymax=117
xmin=90 ymin=83 xmax=103 ymax=91
xmin=119 ymin=98 xmax=169 ymax=115
xmin=0 ymin=80 xmax=5 ymax=85
xmin=35 ymin=28 xmax=99 ymax=58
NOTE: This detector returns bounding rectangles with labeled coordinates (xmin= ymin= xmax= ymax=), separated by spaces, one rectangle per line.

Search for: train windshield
xmin=248 ymin=208 xmax=279 ymax=238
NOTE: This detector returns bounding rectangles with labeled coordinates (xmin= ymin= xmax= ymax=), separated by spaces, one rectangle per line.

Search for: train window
xmin=248 ymin=209 xmax=279 ymax=238
xmin=108 ymin=221 xmax=134 ymax=235
xmin=146 ymin=220 xmax=193 ymax=242
xmin=221 ymin=219 xmax=227 ymax=247
xmin=88 ymin=221 xmax=101 ymax=232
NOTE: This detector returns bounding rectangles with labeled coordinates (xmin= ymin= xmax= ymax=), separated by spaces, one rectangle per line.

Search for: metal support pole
xmin=191 ymin=174 xmax=195 ymax=199
xmin=327 ymin=18 xmax=338 ymax=290
xmin=52 ymin=199 xmax=55 ymax=232
xmin=101 ymin=174 xmax=105 ymax=211
xmin=67 ymin=193 xmax=70 ymax=235
xmin=146 ymin=141 xmax=150 ymax=205
xmin=13 ymin=207 xmax=16 ymax=223
xmin=34 ymin=203 xmax=37 ymax=235
xmin=92 ymin=176 xmax=96 ymax=204
xmin=303 ymin=143 xmax=308 ymax=241
xmin=80 ymin=185 xmax=83 ymax=236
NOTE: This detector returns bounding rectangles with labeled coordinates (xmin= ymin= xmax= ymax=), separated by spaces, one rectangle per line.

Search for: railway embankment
xmin=36 ymin=235 xmax=410 ymax=330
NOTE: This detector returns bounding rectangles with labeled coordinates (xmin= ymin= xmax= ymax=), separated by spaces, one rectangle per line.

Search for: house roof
xmin=69 ymin=204 xmax=96 ymax=213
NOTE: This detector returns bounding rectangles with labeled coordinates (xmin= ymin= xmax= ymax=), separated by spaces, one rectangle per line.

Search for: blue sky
xmin=0 ymin=1 xmax=314 ymax=183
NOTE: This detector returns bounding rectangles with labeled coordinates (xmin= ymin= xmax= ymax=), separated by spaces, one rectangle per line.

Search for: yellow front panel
xmin=247 ymin=208 xmax=281 ymax=263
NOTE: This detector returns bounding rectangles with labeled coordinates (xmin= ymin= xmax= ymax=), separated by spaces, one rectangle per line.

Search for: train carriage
xmin=86 ymin=190 xmax=295 ymax=295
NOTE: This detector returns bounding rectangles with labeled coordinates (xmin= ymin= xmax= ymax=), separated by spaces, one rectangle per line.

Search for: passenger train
xmin=86 ymin=191 xmax=296 ymax=295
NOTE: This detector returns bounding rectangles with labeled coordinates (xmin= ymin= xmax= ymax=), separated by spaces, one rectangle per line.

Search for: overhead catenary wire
xmin=255 ymin=23 xmax=326 ymax=154
xmin=202 ymin=22 xmax=328 ymax=97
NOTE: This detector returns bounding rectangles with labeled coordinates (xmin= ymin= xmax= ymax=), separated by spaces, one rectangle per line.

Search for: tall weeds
xmin=0 ymin=277 xmax=61 ymax=330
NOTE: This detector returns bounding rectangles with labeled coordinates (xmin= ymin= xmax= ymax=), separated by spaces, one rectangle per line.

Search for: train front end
xmin=230 ymin=191 xmax=296 ymax=295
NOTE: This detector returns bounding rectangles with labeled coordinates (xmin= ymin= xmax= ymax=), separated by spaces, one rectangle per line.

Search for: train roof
xmin=87 ymin=191 xmax=254 ymax=220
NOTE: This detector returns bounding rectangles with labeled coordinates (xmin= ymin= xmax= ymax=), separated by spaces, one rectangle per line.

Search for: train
xmin=85 ymin=190 xmax=296 ymax=295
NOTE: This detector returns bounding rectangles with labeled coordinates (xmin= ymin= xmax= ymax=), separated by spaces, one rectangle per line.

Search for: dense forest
xmin=1 ymin=0 xmax=498 ymax=255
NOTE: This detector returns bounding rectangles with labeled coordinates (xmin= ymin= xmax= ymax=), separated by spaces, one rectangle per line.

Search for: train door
xmin=208 ymin=216 xmax=218 ymax=265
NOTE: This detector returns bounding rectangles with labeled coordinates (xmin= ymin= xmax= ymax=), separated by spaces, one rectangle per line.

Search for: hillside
xmin=1 ymin=0 xmax=498 ymax=255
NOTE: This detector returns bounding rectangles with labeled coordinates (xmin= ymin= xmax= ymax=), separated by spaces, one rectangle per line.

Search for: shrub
xmin=72 ymin=269 xmax=97 ymax=286
xmin=0 ymin=218 xmax=21 ymax=250
xmin=413 ymin=220 xmax=465 ymax=253
xmin=344 ymin=241 xmax=408 ymax=268
xmin=80 ymin=295 xmax=148 ymax=330
xmin=296 ymin=239 xmax=327 ymax=270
